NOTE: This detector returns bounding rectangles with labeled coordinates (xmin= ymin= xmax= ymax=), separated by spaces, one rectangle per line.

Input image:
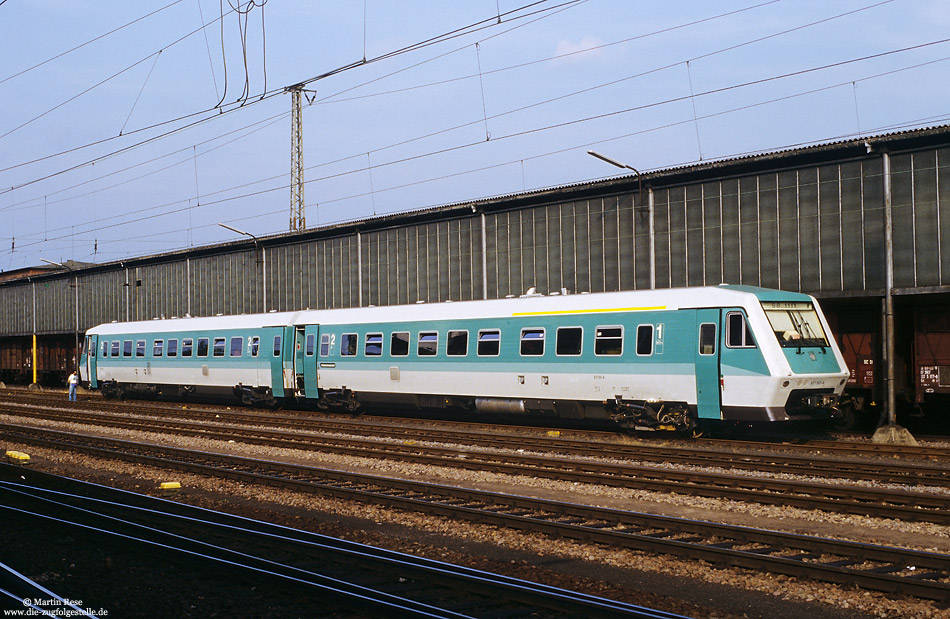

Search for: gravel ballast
xmin=2 ymin=412 xmax=949 ymax=618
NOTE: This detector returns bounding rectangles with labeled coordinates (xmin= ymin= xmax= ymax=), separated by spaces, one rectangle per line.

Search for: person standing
xmin=68 ymin=370 xmax=79 ymax=401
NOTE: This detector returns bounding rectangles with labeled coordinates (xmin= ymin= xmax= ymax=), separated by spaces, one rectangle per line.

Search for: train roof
xmin=86 ymin=286 xmax=813 ymax=334
xmin=299 ymin=285 xmax=811 ymax=325
xmin=87 ymin=311 xmax=304 ymax=335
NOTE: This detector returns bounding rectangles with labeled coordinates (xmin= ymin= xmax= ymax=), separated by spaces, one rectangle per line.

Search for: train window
xmin=272 ymin=335 xmax=281 ymax=357
xmin=197 ymin=338 xmax=210 ymax=357
xmin=182 ymin=338 xmax=194 ymax=357
xmin=520 ymin=328 xmax=545 ymax=356
xmin=135 ymin=340 xmax=146 ymax=357
xmin=213 ymin=338 xmax=226 ymax=357
xmin=153 ymin=340 xmax=164 ymax=357
xmin=418 ymin=332 xmax=438 ymax=356
xmin=167 ymin=339 xmax=178 ymax=357
xmin=123 ymin=341 xmax=132 ymax=357
xmin=305 ymin=334 xmax=316 ymax=356
xmin=699 ymin=323 xmax=717 ymax=355
xmin=230 ymin=337 xmax=243 ymax=357
xmin=112 ymin=341 xmax=121 ymax=357
xmin=555 ymin=327 xmax=582 ymax=356
xmin=249 ymin=336 xmax=260 ymax=357
xmin=391 ymin=332 xmax=410 ymax=356
xmin=726 ymin=312 xmax=756 ymax=348
xmin=101 ymin=341 xmax=109 ymax=357
xmin=341 ymin=333 xmax=358 ymax=356
xmin=365 ymin=333 xmax=383 ymax=356
xmin=636 ymin=325 xmax=653 ymax=356
xmin=477 ymin=330 xmax=500 ymax=356
xmin=319 ymin=334 xmax=331 ymax=356
xmin=595 ymin=327 xmax=623 ymax=356
xmin=447 ymin=330 xmax=468 ymax=356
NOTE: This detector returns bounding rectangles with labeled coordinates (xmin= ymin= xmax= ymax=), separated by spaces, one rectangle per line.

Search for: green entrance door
xmin=695 ymin=309 xmax=722 ymax=420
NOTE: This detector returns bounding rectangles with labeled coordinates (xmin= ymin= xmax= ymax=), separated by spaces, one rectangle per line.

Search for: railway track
xmin=5 ymin=388 xmax=950 ymax=461
xmin=1 ymin=465 xmax=670 ymax=618
xmin=3 ymin=403 xmax=950 ymax=525
xmin=2 ymin=425 xmax=948 ymax=602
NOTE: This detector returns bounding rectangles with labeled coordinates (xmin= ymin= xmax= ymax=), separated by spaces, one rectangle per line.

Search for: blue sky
xmin=1 ymin=0 xmax=948 ymax=272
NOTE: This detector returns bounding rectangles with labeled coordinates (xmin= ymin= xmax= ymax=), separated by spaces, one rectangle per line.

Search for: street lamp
xmin=218 ymin=222 xmax=260 ymax=244
xmin=41 ymin=259 xmax=80 ymax=376
xmin=587 ymin=150 xmax=654 ymax=289
xmin=587 ymin=150 xmax=642 ymax=200
xmin=218 ymin=223 xmax=267 ymax=312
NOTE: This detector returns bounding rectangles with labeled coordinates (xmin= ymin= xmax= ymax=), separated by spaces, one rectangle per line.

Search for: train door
xmin=695 ymin=309 xmax=722 ymax=419
xmin=84 ymin=334 xmax=98 ymax=388
xmin=292 ymin=325 xmax=320 ymax=399
xmin=281 ymin=326 xmax=296 ymax=397
xmin=303 ymin=325 xmax=319 ymax=399
xmin=264 ymin=328 xmax=285 ymax=398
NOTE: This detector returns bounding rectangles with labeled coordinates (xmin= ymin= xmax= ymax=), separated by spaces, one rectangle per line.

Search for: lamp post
xmin=218 ymin=223 xmax=267 ymax=312
xmin=588 ymin=150 xmax=642 ymax=200
xmin=41 ymin=259 xmax=80 ymax=376
xmin=587 ymin=150 xmax=654 ymax=289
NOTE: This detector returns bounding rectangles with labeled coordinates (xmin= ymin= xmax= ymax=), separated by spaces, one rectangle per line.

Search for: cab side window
xmin=726 ymin=312 xmax=757 ymax=348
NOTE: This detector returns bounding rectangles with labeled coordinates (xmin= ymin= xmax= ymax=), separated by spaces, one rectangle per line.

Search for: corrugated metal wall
xmin=484 ymin=194 xmax=648 ymax=297
xmin=891 ymin=147 xmax=950 ymax=288
xmin=2 ymin=144 xmax=948 ymax=336
xmin=651 ymin=159 xmax=886 ymax=293
xmin=362 ymin=218 xmax=482 ymax=306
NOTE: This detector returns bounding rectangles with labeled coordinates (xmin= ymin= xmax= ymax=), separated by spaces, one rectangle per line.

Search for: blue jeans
xmin=69 ymin=384 xmax=77 ymax=401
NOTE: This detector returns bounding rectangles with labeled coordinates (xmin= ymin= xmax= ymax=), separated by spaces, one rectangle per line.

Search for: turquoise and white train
xmin=80 ymin=285 xmax=849 ymax=433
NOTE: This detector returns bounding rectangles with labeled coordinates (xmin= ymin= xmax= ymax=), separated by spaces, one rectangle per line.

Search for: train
xmin=77 ymin=285 xmax=849 ymax=435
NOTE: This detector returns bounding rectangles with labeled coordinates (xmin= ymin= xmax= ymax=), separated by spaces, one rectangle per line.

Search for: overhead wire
xmin=13 ymin=45 xmax=949 ymax=253
xmin=312 ymin=0 xmax=903 ymax=166
xmin=0 ymin=0 xmax=186 ymax=87
xmin=0 ymin=0 xmax=776 ymax=205
xmin=3 ymin=0 xmax=943 ymax=258
xmin=0 ymin=1 xmax=928 ymax=232
xmin=0 ymin=1 xmax=243 ymax=145
xmin=0 ymin=0 xmax=584 ymax=194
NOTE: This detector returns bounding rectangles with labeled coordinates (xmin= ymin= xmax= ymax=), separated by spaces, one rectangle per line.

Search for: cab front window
xmin=762 ymin=301 xmax=829 ymax=348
